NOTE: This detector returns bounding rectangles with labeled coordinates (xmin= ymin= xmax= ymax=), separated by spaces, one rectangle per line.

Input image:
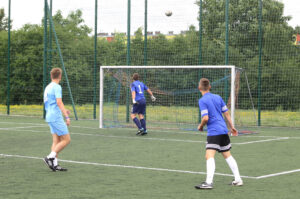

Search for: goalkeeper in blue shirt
xmin=130 ymin=73 xmax=156 ymax=135
xmin=43 ymin=68 xmax=71 ymax=172
xmin=195 ymin=78 xmax=243 ymax=189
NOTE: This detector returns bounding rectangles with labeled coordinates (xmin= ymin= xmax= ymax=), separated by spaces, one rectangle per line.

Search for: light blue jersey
xmin=199 ymin=92 xmax=229 ymax=136
xmin=44 ymin=82 xmax=63 ymax=122
xmin=131 ymin=80 xmax=148 ymax=101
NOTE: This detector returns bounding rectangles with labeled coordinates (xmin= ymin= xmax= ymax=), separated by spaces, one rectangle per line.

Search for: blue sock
xmin=140 ymin=119 xmax=146 ymax=131
xmin=133 ymin=118 xmax=142 ymax=129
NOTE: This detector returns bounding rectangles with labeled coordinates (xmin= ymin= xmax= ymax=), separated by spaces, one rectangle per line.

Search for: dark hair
xmin=132 ymin=73 xmax=139 ymax=81
xmin=199 ymin=78 xmax=210 ymax=91
xmin=51 ymin=68 xmax=62 ymax=79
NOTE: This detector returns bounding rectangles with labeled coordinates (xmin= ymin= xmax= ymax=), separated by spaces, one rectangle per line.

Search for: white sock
xmin=206 ymin=158 xmax=215 ymax=184
xmin=53 ymin=158 xmax=58 ymax=166
xmin=47 ymin=151 xmax=57 ymax=159
xmin=226 ymin=156 xmax=242 ymax=182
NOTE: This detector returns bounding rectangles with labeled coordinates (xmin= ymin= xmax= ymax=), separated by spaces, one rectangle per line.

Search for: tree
xmin=195 ymin=0 xmax=300 ymax=110
xmin=0 ymin=8 xmax=12 ymax=31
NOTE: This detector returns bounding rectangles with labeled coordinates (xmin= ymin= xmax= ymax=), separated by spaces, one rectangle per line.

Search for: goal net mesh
xmin=101 ymin=67 xmax=257 ymax=131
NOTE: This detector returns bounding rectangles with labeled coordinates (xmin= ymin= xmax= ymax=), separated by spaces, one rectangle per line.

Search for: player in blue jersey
xmin=43 ymin=68 xmax=71 ymax=172
xmin=131 ymin=73 xmax=156 ymax=135
xmin=195 ymin=78 xmax=243 ymax=189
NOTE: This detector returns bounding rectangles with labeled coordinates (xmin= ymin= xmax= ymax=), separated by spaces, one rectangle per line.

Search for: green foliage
xmin=0 ymin=8 xmax=11 ymax=31
xmin=0 ymin=31 xmax=8 ymax=103
xmin=0 ymin=0 xmax=300 ymax=116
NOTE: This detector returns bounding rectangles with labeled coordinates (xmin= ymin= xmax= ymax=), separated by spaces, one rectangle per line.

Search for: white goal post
xmin=99 ymin=65 xmax=236 ymax=128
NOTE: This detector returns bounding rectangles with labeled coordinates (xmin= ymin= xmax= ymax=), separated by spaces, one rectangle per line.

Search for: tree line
xmin=0 ymin=0 xmax=300 ymax=111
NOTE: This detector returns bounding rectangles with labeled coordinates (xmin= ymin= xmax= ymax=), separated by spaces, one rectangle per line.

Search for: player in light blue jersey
xmin=130 ymin=73 xmax=156 ymax=135
xmin=195 ymin=78 xmax=243 ymax=189
xmin=43 ymin=68 xmax=71 ymax=172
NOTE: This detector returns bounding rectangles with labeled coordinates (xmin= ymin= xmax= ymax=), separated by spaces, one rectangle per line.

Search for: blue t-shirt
xmin=44 ymin=82 xmax=63 ymax=122
xmin=199 ymin=92 xmax=229 ymax=136
xmin=131 ymin=80 xmax=148 ymax=101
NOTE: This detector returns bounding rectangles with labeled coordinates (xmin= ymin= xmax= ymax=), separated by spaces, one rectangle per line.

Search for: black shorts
xmin=131 ymin=99 xmax=146 ymax=115
xmin=206 ymin=134 xmax=231 ymax=152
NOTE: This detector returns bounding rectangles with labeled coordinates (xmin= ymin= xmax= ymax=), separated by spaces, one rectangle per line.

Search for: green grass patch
xmin=0 ymin=115 xmax=300 ymax=199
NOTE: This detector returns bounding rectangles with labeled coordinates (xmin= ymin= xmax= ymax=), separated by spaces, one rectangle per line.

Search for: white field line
xmin=256 ymin=169 xmax=300 ymax=179
xmin=71 ymin=132 xmax=206 ymax=143
xmin=1 ymin=121 xmax=300 ymax=139
xmin=0 ymin=128 xmax=206 ymax=143
xmin=0 ymin=128 xmax=294 ymax=145
xmin=234 ymin=137 xmax=290 ymax=145
xmin=0 ymin=153 xmax=256 ymax=179
xmin=0 ymin=126 xmax=45 ymax=130
xmin=0 ymin=121 xmax=47 ymax=126
xmin=2 ymin=153 xmax=299 ymax=180
xmin=76 ymin=126 xmax=201 ymax=135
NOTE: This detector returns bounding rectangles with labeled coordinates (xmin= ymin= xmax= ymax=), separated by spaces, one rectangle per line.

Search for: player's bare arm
xmin=56 ymin=98 xmax=70 ymax=126
xmin=131 ymin=91 xmax=136 ymax=104
xmin=223 ymin=111 xmax=237 ymax=136
xmin=198 ymin=115 xmax=209 ymax=131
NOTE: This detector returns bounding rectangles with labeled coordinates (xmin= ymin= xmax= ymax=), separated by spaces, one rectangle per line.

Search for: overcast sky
xmin=0 ymin=0 xmax=299 ymax=34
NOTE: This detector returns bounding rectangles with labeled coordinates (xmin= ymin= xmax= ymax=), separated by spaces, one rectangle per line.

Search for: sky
xmin=0 ymin=0 xmax=299 ymax=35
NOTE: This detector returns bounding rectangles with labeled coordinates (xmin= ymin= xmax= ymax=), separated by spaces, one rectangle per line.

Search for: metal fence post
xmin=46 ymin=2 xmax=78 ymax=120
xmin=93 ymin=0 xmax=98 ymax=120
xmin=258 ymin=0 xmax=263 ymax=126
xmin=43 ymin=0 xmax=48 ymax=119
xmin=7 ymin=0 xmax=11 ymax=115
xmin=126 ymin=0 xmax=131 ymax=123
xmin=224 ymin=0 xmax=230 ymax=102
xmin=198 ymin=0 xmax=203 ymax=123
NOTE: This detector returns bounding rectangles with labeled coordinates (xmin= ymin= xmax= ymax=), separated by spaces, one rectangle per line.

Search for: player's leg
xmin=51 ymin=119 xmax=71 ymax=154
xmin=219 ymin=134 xmax=243 ymax=185
xmin=138 ymin=114 xmax=145 ymax=130
xmin=49 ymin=134 xmax=70 ymax=172
xmin=138 ymin=114 xmax=147 ymax=135
xmin=131 ymin=103 xmax=143 ymax=135
xmin=44 ymin=123 xmax=59 ymax=171
xmin=131 ymin=113 xmax=142 ymax=129
xmin=205 ymin=149 xmax=216 ymax=184
xmin=51 ymin=134 xmax=60 ymax=168
xmin=222 ymin=151 xmax=243 ymax=186
xmin=138 ymin=100 xmax=147 ymax=135
xmin=196 ymin=135 xmax=226 ymax=189
xmin=51 ymin=134 xmax=60 ymax=152
xmin=44 ymin=120 xmax=70 ymax=171
xmin=195 ymin=149 xmax=216 ymax=189
xmin=45 ymin=134 xmax=70 ymax=170
xmin=52 ymin=134 xmax=71 ymax=154
xmin=131 ymin=113 xmax=143 ymax=134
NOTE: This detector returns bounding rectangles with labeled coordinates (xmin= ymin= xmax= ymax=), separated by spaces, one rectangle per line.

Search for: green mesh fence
xmin=0 ymin=0 xmax=300 ymax=127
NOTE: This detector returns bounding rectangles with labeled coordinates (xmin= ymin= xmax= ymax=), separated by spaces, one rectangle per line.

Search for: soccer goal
xmin=99 ymin=65 xmax=257 ymax=131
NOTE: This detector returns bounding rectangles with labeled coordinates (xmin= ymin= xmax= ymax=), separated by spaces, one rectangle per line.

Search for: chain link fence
xmin=0 ymin=0 xmax=299 ymax=127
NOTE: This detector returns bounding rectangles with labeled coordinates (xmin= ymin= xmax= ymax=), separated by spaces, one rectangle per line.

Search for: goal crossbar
xmin=99 ymin=65 xmax=236 ymax=128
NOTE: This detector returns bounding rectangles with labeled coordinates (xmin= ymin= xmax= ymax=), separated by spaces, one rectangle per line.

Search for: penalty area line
xmin=233 ymin=137 xmax=289 ymax=145
xmin=0 ymin=128 xmax=291 ymax=145
xmin=0 ymin=126 xmax=46 ymax=130
xmin=2 ymin=121 xmax=300 ymax=139
xmin=256 ymin=169 xmax=300 ymax=179
xmin=0 ymin=153 xmax=256 ymax=179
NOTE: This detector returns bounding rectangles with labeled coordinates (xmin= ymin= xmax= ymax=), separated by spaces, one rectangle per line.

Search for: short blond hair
xmin=50 ymin=68 xmax=62 ymax=79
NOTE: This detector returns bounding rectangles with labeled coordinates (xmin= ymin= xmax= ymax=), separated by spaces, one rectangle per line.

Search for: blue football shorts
xmin=48 ymin=119 xmax=69 ymax=136
xmin=131 ymin=99 xmax=146 ymax=115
